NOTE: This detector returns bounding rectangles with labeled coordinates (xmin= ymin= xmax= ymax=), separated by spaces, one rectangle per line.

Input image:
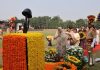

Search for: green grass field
xmin=0 ymin=29 xmax=100 ymax=70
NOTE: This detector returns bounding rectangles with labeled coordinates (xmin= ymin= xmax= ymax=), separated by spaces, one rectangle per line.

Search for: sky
xmin=0 ymin=0 xmax=100 ymax=21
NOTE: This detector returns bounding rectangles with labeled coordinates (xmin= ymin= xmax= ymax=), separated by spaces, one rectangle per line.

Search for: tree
xmin=30 ymin=17 xmax=40 ymax=29
xmin=63 ymin=20 xmax=75 ymax=29
xmin=49 ymin=16 xmax=63 ymax=28
xmin=93 ymin=21 xmax=100 ymax=29
xmin=76 ymin=19 xmax=86 ymax=28
xmin=40 ymin=16 xmax=51 ymax=29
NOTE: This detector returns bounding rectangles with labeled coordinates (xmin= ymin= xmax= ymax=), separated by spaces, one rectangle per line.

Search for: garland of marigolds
xmin=27 ymin=32 xmax=45 ymax=70
xmin=66 ymin=56 xmax=83 ymax=70
xmin=79 ymin=32 xmax=86 ymax=40
xmin=54 ymin=62 xmax=77 ymax=70
xmin=3 ymin=34 xmax=27 ymax=70
xmin=3 ymin=32 xmax=45 ymax=70
xmin=67 ymin=56 xmax=81 ymax=65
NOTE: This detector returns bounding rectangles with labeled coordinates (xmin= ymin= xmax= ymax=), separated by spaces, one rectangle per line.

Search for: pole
xmin=23 ymin=17 xmax=28 ymax=33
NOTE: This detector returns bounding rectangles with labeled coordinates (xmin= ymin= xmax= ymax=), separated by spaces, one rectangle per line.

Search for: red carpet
xmin=93 ymin=45 xmax=100 ymax=52
xmin=84 ymin=45 xmax=100 ymax=56
xmin=0 ymin=48 xmax=2 ymax=54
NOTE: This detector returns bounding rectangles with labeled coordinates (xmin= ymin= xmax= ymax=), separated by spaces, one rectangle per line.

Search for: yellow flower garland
xmin=79 ymin=32 xmax=86 ymax=39
xmin=3 ymin=32 xmax=45 ymax=70
xmin=68 ymin=56 xmax=81 ymax=64
xmin=27 ymin=32 xmax=45 ymax=70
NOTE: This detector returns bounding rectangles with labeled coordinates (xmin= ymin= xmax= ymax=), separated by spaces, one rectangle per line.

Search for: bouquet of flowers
xmin=79 ymin=32 xmax=86 ymax=40
xmin=45 ymin=47 xmax=60 ymax=62
xmin=65 ymin=46 xmax=86 ymax=70
xmin=66 ymin=46 xmax=83 ymax=60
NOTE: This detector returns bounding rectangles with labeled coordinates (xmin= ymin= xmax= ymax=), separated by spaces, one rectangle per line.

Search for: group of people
xmin=6 ymin=25 xmax=23 ymax=33
xmin=53 ymin=25 xmax=100 ymax=59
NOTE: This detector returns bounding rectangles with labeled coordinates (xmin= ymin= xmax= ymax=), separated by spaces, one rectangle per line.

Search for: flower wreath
xmin=66 ymin=56 xmax=82 ymax=66
xmin=54 ymin=62 xmax=77 ymax=70
xmin=79 ymin=32 xmax=86 ymax=39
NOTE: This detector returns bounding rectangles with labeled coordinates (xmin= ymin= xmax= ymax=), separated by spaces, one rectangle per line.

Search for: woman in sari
xmin=54 ymin=27 xmax=68 ymax=60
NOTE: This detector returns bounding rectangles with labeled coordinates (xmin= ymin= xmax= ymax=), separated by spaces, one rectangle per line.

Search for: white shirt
xmin=73 ymin=33 xmax=80 ymax=46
